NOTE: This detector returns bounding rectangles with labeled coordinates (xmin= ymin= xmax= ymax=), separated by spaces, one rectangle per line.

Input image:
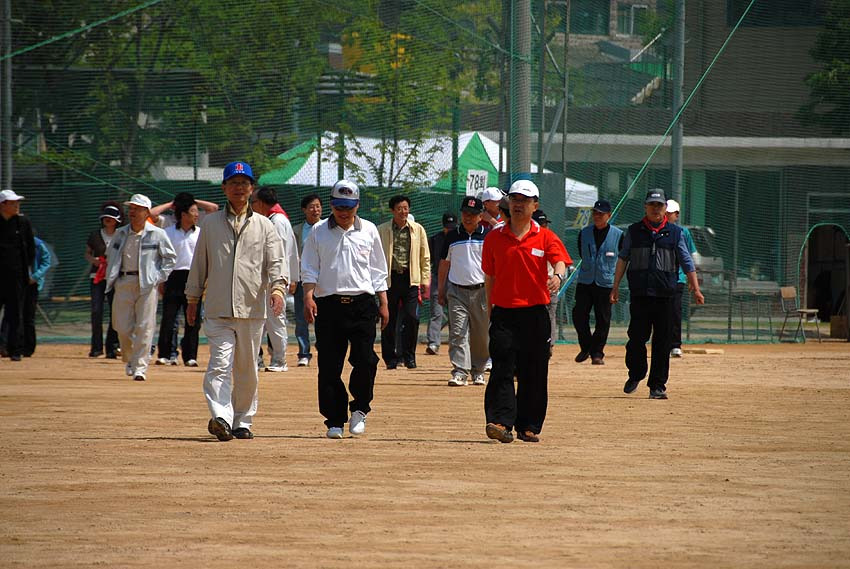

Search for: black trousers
xmin=381 ymin=271 xmax=419 ymax=365
xmin=22 ymin=283 xmax=38 ymax=356
xmin=0 ymin=276 xmax=25 ymax=358
xmin=485 ymin=305 xmax=551 ymax=434
xmin=671 ymin=283 xmax=685 ymax=349
xmin=315 ymin=294 xmax=379 ymax=428
xmin=625 ymin=295 xmax=673 ymax=390
xmin=156 ymin=270 xmax=199 ymax=362
xmin=572 ymin=282 xmax=613 ymax=358
xmin=90 ymin=280 xmax=119 ymax=355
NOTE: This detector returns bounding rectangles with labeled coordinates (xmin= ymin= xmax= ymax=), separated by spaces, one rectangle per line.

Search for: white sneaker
xmin=349 ymin=410 xmax=367 ymax=435
xmin=472 ymin=373 xmax=486 ymax=386
xmin=484 ymin=358 xmax=492 ymax=371
xmin=326 ymin=427 xmax=344 ymax=439
xmin=265 ymin=361 xmax=289 ymax=372
xmin=125 ymin=363 xmax=133 ymax=377
xmin=671 ymin=348 xmax=683 ymax=358
xmin=155 ymin=357 xmax=170 ymax=366
xmin=185 ymin=359 xmax=199 ymax=367
xmin=447 ymin=374 xmax=467 ymax=387
xmin=297 ymin=357 xmax=309 ymax=367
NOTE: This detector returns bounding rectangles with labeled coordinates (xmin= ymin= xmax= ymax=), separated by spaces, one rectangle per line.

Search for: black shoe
xmin=649 ymin=388 xmax=668 ymax=400
xmin=404 ymin=360 xmax=417 ymax=369
xmin=386 ymin=361 xmax=398 ymax=370
xmin=88 ymin=350 xmax=102 ymax=358
xmin=10 ymin=355 xmax=22 ymax=362
xmin=105 ymin=352 xmax=117 ymax=359
xmin=485 ymin=423 xmax=514 ymax=443
xmin=575 ymin=350 xmax=590 ymax=363
xmin=591 ymin=356 xmax=605 ymax=365
xmin=232 ymin=427 xmax=254 ymax=439
xmin=207 ymin=417 xmax=234 ymax=441
xmin=623 ymin=378 xmax=641 ymax=394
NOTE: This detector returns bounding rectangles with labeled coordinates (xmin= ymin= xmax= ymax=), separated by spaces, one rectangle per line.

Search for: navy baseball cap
xmin=223 ymin=161 xmax=255 ymax=183
xmin=442 ymin=212 xmax=457 ymax=228
xmin=532 ymin=209 xmax=549 ymax=225
xmin=592 ymin=199 xmax=612 ymax=213
xmin=460 ymin=196 xmax=483 ymax=213
xmin=645 ymin=189 xmax=666 ymax=204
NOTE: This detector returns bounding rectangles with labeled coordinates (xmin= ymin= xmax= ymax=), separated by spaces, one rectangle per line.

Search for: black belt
xmin=392 ymin=268 xmax=409 ymax=274
xmin=321 ymin=293 xmax=372 ymax=304
xmin=119 ymin=271 xmax=139 ymax=277
xmin=453 ymin=282 xmax=485 ymax=290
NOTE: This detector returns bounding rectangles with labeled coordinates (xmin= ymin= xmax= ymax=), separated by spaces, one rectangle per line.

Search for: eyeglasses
xmin=333 ymin=205 xmax=355 ymax=211
xmin=225 ymin=179 xmax=252 ymax=188
xmin=508 ymin=194 xmax=533 ymax=203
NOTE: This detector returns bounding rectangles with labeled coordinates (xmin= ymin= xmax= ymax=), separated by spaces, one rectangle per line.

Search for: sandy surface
xmin=1 ymin=342 xmax=849 ymax=568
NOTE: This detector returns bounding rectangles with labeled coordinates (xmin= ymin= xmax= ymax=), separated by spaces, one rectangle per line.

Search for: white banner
xmin=465 ymin=169 xmax=489 ymax=197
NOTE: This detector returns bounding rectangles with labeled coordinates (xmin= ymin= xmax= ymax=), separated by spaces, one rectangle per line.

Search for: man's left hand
xmin=547 ymin=275 xmax=561 ymax=294
xmin=693 ymin=290 xmax=705 ymax=305
xmin=271 ymin=294 xmax=284 ymax=316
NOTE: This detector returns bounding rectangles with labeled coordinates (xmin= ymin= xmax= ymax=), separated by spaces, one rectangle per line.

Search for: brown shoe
xmin=591 ymin=357 xmax=605 ymax=365
xmin=485 ymin=423 xmax=514 ymax=443
xmin=517 ymin=430 xmax=540 ymax=443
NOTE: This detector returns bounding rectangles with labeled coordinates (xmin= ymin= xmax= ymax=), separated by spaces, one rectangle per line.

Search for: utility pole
xmin=1 ymin=0 xmax=11 ymax=191
xmin=536 ymin=0 xmax=546 ymax=175
xmin=511 ymin=0 xmax=532 ymax=176
xmin=671 ymin=0 xmax=685 ymax=206
xmin=561 ymin=0 xmax=570 ymax=180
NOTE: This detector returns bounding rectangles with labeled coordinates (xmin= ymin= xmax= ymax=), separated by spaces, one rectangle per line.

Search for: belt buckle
xmin=339 ymin=296 xmax=353 ymax=304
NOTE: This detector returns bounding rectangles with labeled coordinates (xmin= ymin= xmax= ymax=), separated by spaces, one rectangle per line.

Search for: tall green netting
xmin=4 ymin=0 xmax=849 ymax=343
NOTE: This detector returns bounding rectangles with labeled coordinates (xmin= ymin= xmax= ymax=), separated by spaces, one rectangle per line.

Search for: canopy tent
xmin=259 ymin=131 xmax=597 ymax=207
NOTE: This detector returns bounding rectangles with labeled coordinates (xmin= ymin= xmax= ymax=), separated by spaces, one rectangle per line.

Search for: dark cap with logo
xmin=592 ymin=199 xmax=612 ymax=213
xmin=460 ymin=196 xmax=483 ymax=213
xmin=531 ymin=209 xmax=549 ymax=225
xmin=442 ymin=212 xmax=457 ymax=228
xmin=645 ymin=189 xmax=667 ymax=204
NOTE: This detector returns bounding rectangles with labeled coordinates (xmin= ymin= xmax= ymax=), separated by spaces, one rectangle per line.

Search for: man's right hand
xmin=186 ymin=302 xmax=198 ymax=326
xmin=609 ymin=289 xmax=619 ymax=304
xmin=304 ymin=296 xmax=318 ymax=324
xmin=437 ymin=291 xmax=447 ymax=306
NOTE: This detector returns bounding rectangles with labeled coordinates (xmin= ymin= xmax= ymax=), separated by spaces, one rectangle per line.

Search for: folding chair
xmin=778 ymin=286 xmax=821 ymax=342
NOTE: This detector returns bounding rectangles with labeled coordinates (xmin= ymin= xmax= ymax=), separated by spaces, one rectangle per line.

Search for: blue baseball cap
xmin=223 ymin=161 xmax=255 ymax=183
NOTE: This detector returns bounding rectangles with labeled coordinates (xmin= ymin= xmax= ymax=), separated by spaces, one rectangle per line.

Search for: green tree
xmin=800 ymin=0 xmax=850 ymax=135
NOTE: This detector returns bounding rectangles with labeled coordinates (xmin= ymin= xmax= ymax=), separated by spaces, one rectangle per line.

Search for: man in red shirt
xmin=481 ymin=179 xmax=571 ymax=443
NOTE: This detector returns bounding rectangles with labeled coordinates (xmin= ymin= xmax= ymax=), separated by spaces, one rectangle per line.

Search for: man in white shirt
xmin=186 ymin=161 xmax=287 ymax=442
xmin=155 ymin=194 xmax=203 ymax=367
xmin=291 ymin=194 xmax=322 ymax=367
xmin=301 ymin=180 xmax=389 ymax=439
xmin=251 ymin=186 xmax=299 ymax=372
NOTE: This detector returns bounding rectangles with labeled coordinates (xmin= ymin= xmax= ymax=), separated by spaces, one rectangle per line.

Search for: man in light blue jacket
xmin=106 ymin=194 xmax=176 ymax=381
xmin=572 ymin=200 xmax=623 ymax=365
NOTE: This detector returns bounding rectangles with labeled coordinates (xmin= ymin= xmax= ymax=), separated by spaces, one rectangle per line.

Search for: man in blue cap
xmin=186 ymin=161 xmax=287 ymax=441
xmin=610 ymin=189 xmax=704 ymax=399
xmin=572 ymin=199 xmax=623 ymax=365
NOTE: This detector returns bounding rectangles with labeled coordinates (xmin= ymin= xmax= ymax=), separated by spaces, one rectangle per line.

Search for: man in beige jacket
xmin=377 ymin=195 xmax=430 ymax=369
xmin=186 ymin=161 xmax=287 ymax=442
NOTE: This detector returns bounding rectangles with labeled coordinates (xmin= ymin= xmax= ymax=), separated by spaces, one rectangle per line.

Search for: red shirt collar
xmin=642 ymin=215 xmax=668 ymax=233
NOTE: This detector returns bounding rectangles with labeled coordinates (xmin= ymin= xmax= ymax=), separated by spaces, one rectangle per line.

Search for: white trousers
xmin=112 ymin=277 xmax=158 ymax=376
xmin=203 ymin=316 xmax=264 ymax=429
xmin=263 ymin=302 xmax=288 ymax=364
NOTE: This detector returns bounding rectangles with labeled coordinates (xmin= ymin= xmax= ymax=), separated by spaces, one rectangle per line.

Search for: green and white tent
xmin=259 ymin=131 xmax=597 ymax=207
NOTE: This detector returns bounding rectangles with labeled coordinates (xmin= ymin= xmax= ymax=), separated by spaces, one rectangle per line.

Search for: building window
xmin=617 ymin=3 xmax=649 ymax=36
xmin=726 ymin=0 xmax=825 ymax=27
xmin=571 ymin=0 xmax=611 ymax=35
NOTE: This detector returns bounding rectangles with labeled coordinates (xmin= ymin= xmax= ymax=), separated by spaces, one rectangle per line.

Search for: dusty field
xmin=1 ymin=342 xmax=849 ymax=568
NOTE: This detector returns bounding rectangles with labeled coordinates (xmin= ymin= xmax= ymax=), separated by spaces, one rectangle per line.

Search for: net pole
xmin=512 ymin=0 xmax=531 ymax=175
xmin=671 ymin=0 xmax=685 ymax=204
xmin=2 ymin=0 xmax=11 ymax=191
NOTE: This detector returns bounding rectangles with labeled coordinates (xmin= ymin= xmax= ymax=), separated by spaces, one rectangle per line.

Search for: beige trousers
xmin=203 ymin=316 xmax=264 ymax=430
xmin=112 ymin=276 xmax=159 ymax=376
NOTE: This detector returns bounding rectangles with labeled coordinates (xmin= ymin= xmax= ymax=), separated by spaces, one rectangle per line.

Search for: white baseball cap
xmin=330 ymin=180 xmax=360 ymax=208
xmin=666 ymin=199 xmax=680 ymax=213
xmin=480 ymin=187 xmax=504 ymax=202
xmin=0 ymin=189 xmax=25 ymax=203
xmin=124 ymin=194 xmax=152 ymax=210
xmin=508 ymin=179 xmax=540 ymax=199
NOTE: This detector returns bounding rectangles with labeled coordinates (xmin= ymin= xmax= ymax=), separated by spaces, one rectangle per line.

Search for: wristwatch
xmin=555 ymin=273 xmax=565 ymax=282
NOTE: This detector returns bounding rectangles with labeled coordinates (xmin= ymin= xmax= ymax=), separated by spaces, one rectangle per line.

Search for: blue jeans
xmin=293 ymin=282 xmax=312 ymax=360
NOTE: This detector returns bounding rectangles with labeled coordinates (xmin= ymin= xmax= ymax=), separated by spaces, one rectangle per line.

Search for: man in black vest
xmin=610 ymin=189 xmax=704 ymax=399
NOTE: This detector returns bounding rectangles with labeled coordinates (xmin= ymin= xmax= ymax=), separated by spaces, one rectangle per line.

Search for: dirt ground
xmin=1 ymin=341 xmax=849 ymax=568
